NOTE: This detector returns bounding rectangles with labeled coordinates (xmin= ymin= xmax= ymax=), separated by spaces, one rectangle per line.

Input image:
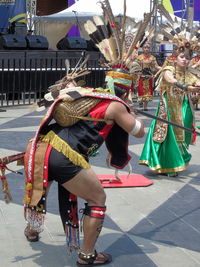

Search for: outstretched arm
xmin=164 ymin=69 xmax=200 ymax=92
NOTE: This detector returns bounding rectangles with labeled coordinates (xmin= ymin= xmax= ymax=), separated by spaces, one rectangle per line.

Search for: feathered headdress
xmin=83 ymin=0 xmax=153 ymax=96
xmin=47 ymin=54 xmax=91 ymax=97
xmin=35 ymin=53 xmax=91 ymax=108
xmin=84 ymin=0 xmax=153 ymax=69
xmin=156 ymin=4 xmax=200 ymax=59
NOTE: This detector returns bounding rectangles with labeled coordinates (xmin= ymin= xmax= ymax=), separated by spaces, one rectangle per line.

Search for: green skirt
xmin=139 ymin=95 xmax=193 ymax=174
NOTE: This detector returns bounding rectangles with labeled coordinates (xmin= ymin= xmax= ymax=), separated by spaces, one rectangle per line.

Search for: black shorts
xmin=48 ymin=148 xmax=83 ymax=184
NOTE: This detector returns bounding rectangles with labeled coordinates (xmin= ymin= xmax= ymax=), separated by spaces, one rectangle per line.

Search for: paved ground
xmin=0 ymin=98 xmax=200 ymax=267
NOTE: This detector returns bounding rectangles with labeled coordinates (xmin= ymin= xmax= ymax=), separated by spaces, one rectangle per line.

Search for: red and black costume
xmin=23 ymin=89 xmax=131 ymax=249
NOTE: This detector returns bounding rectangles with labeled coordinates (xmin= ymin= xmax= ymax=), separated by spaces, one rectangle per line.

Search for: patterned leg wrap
xmin=83 ymin=203 xmax=106 ymax=219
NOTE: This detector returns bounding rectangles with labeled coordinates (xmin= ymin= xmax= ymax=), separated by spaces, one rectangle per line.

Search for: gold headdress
xmin=156 ymin=4 xmax=200 ymax=59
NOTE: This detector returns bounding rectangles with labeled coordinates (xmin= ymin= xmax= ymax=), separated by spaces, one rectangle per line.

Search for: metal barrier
xmin=0 ymin=50 xmax=166 ymax=107
xmin=0 ymin=50 xmax=107 ymax=107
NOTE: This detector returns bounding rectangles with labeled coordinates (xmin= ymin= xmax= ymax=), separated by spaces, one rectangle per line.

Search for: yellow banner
xmin=162 ymin=0 xmax=174 ymax=13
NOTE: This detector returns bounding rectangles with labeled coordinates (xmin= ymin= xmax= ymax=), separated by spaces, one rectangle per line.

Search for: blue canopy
xmin=170 ymin=0 xmax=200 ymax=21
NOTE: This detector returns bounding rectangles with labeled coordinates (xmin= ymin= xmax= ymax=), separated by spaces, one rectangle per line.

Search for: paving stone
xmin=1 ymin=99 xmax=200 ymax=266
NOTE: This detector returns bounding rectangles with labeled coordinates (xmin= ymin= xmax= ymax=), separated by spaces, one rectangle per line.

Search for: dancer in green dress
xmin=139 ymin=51 xmax=200 ymax=177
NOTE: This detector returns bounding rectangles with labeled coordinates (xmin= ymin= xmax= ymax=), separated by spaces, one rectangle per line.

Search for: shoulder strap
xmin=68 ymin=114 xmax=110 ymax=123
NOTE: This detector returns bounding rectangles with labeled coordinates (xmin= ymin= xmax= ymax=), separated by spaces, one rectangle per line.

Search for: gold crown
xmin=156 ymin=4 xmax=200 ymax=58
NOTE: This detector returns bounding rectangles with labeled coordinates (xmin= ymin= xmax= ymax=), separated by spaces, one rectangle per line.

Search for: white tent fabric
xmin=34 ymin=0 xmax=151 ymax=50
xmin=35 ymin=0 xmax=151 ymax=22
